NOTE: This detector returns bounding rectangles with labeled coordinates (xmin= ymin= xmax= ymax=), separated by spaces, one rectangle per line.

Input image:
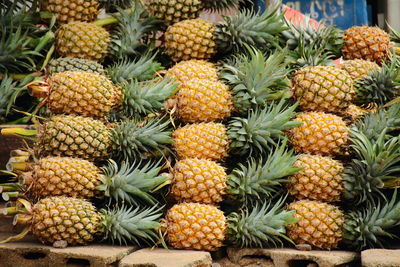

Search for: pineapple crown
xmin=227 ymin=99 xmax=301 ymax=156
xmin=220 ymin=46 xmax=290 ymax=112
xmin=111 ymin=117 xmax=173 ymax=161
xmin=214 ymin=2 xmax=287 ymax=56
xmin=343 ymin=130 xmax=400 ymax=205
xmin=109 ymin=1 xmax=160 ymax=59
xmin=227 ymin=139 xmax=300 ymax=204
xmin=99 ymin=0 xmax=133 ymax=12
xmin=120 ymin=77 xmax=178 ymax=117
xmin=108 ymin=52 xmax=164 ymax=84
xmin=343 ymin=191 xmax=400 ymax=250
xmin=201 ymin=0 xmax=246 ymax=13
xmin=98 ymin=159 xmax=167 ymax=205
xmin=354 ymin=56 xmax=400 ymax=106
xmin=352 ymin=103 xmax=400 ymax=142
xmin=0 ymin=75 xmax=30 ymax=123
xmin=100 ymin=204 xmax=162 ymax=245
xmin=226 ymin=196 xmax=297 ymax=248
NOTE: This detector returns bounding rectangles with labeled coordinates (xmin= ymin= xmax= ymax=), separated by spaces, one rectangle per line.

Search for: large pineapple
xmin=47 ymin=57 xmax=106 ymax=75
xmin=164 ymin=4 xmax=287 ymax=61
xmin=1 ymin=196 xmax=161 ymax=246
xmin=170 ymin=141 xmax=299 ymax=204
xmin=287 ymin=193 xmax=400 ymax=250
xmin=56 ymin=22 xmax=110 ymax=61
xmin=291 ymin=66 xmax=354 ymax=113
xmin=342 ymin=26 xmax=391 ymax=65
xmin=288 ymin=154 xmax=344 ymax=203
xmin=173 ymin=101 xmax=300 ymax=160
xmin=41 ymin=0 xmax=100 ymax=24
xmin=2 ymin=115 xmax=172 ymax=161
xmin=164 ymin=198 xmax=296 ymax=251
xmin=29 ymin=71 xmax=122 ymax=118
xmin=3 ymin=157 xmax=165 ymax=205
xmin=287 ymin=112 xmax=349 ymax=156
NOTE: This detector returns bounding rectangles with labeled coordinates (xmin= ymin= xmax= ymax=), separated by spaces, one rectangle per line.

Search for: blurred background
xmin=254 ymin=0 xmax=400 ymax=31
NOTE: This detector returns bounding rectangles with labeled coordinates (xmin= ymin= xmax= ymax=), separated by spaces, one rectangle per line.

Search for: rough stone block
xmin=119 ymin=248 xmax=212 ymax=267
xmin=228 ymin=248 xmax=360 ymax=267
xmin=0 ymin=233 xmax=135 ymax=267
xmin=362 ymin=249 xmax=400 ymax=267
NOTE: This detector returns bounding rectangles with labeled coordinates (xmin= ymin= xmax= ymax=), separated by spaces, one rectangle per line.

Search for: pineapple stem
xmin=26 ymin=80 xmax=50 ymax=98
xmin=0 ymin=183 xmax=23 ymax=193
xmin=13 ymin=214 xmax=32 ymax=226
xmin=6 ymin=162 xmax=32 ymax=172
xmin=1 ymin=128 xmax=37 ymax=141
xmin=1 ymin=206 xmax=25 ymax=216
xmin=10 ymin=150 xmax=31 ymax=157
xmin=2 ymin=192 xmax=22 ymax=201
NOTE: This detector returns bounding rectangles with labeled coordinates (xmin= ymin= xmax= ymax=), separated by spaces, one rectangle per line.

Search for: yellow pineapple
xmin=291 ymin=66 xmax=354 ymax=113
xmin=342 ymin=26 xmax=391 ymax=65
xmin=287 ymin=200 xmax=344 ymax=249
xmin=170 ymin=158 xmax=227 ymax=204
xmin=176 ymin=79 xmax=233 ymax=122
xmin=147 ymin=0 xmax=202 ymax=26
xmin=166 ymin=60 xmax=219 ymax=84
xmin=288 ymin=154 xmax=344 ymax=203
xmin=41 ymin=0 xmax=100 ymax=24
xmin=287 ymin=112 xmax=349 ymax=156
xmin=339 ymin=59 xmax=381 ymax=81
xmin=56 ymin=22 xmax=110 ymax=62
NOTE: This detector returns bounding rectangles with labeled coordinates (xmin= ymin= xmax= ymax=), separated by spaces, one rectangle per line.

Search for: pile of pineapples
xmin=1 ymin=0 xmax=400 ymax=254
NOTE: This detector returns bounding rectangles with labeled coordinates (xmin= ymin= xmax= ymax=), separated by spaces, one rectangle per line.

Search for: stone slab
xmin=228 ymin=248 xmax=360 ymax=267
xmin=361 ymin=249 xmax=400 ymax=267
xmin=0 ymin=233 xmax=136 ymax=267
xmin=119 ymin=248 xmax=212 ymax=267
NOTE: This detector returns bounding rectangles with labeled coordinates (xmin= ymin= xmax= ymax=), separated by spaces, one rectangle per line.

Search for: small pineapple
xmin=339 ymin=59 xmax=380 ymax=81
xmin=163 ymin=197 xmax=296 ymax=251
xmin=288 ymin=154 xmax=344 ymax=203
xmin=41 ymin=0 xmax=100 ymax=24
xmin=28 ymin=71 xmax=122 ymax=118
xmin=47 ymin=57 xmax=106 ymax=75
xmin=56 ymin=22 xmax=110 ymax=62
xmin=1 ymin=196 xmax=161 ymax=246
xmin=291 ymin=66 xmax=354 ymax=113
xmin=287 ymin=112 xmax=349 ymax=156
xmin=3 ymin=157 xmax=166 ymax=205
xmin=2 ymin=115 xmax=172 ymax=161
xmin=342 ymin=26 xmax=391 ymax=65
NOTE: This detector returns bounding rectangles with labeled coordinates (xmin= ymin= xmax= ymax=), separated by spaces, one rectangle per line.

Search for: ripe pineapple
xmin=342 ymin=26 xmax=391 ymax=65
xmin=176 ymin=79 xmax=233 ymax=122
xmin=291 ymin=66 xmax=355 ymax=113
xmin=29 ymin=71 xmax=122 ymax=118
xmin=288 ymin=193 xmax=400 ymax=250
xmin=163 ymin=198 xmax=296 ymax=250
xmin=48 ymin=57 xmax=106 ymax=75
xmin=56 ymin=22 xmax=110 ymax=62
xmin=173 ymin=101 xmax=300 ymax=160
xmin=287 ymin=112 xmax=349 ymax=156
xmin=341 ymin=104 xmax=376 ymax=121
xmin=41 ymin=0 xmax=100 ymax=24
xmin=288 ymin=154 xmax=344 ymax=203
xmin=1 ymin=196 xmax=161 ymax=246
xmin=2 ymin=157 xmax=165 ymax=205
xmin=2 ymin=115 xmax=172 ymax=161
xmin=164 ymin=4 xmax=287 ymax=61
xmin=166 ymin=60 xmax=219 ymax=84
xmin=170 ymin=141 xmax=299 ymax=204
xmin=339 ymin=59 xmax=380 ymax=81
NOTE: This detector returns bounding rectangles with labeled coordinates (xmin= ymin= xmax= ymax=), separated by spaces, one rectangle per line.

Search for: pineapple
xmin=166 ymin=60 xmax=219 ymax=84
xmin=163 ymin=197 xmax=296 ymax=251
xmin=175 ymin=79 xmax=233 ymax=122
xmin=342 ymin=26 xmax=391 ymax=65
xmin=164 ymin=4 xmax=287 ymax=61
xmin=28 ymin=71 xmax=122 ymax=118
xmin=288 ymin=193 xmax=400 ymax=250
xmin=56 ymin=22 xmax=110 ymax=62
xmin=339 ymin=59 xmax=380 ymax=81
xmin=341 ymin=104 xmax=377 ymax=122
xmin=2 ymin=114 xmax=172 ymax=161
xmin=287 ymin=154 xmax=344 ymax=203
xmin=47 ymin=57 xmax=106 ymax=75
xmin=2 ymin=157 xmax=166 ymax=205
xmin=41 ymin=0 xmax=100 ymax=24
xmin=170 ymin=141 xmax=299 ymax=204
xmin=291 ymin=66 xmax=355 ymax=113
xmin=1 ymin=196 xmax=161 ymax=246
xmin=287 ymin=112 xmax=349 ymax=156
xmin=173 ymin=101 xmax=300 ymax=160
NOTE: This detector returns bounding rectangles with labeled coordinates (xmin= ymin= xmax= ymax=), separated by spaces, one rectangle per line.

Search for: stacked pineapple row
xmin=1 ymin=0 xmax=400 ymax=253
